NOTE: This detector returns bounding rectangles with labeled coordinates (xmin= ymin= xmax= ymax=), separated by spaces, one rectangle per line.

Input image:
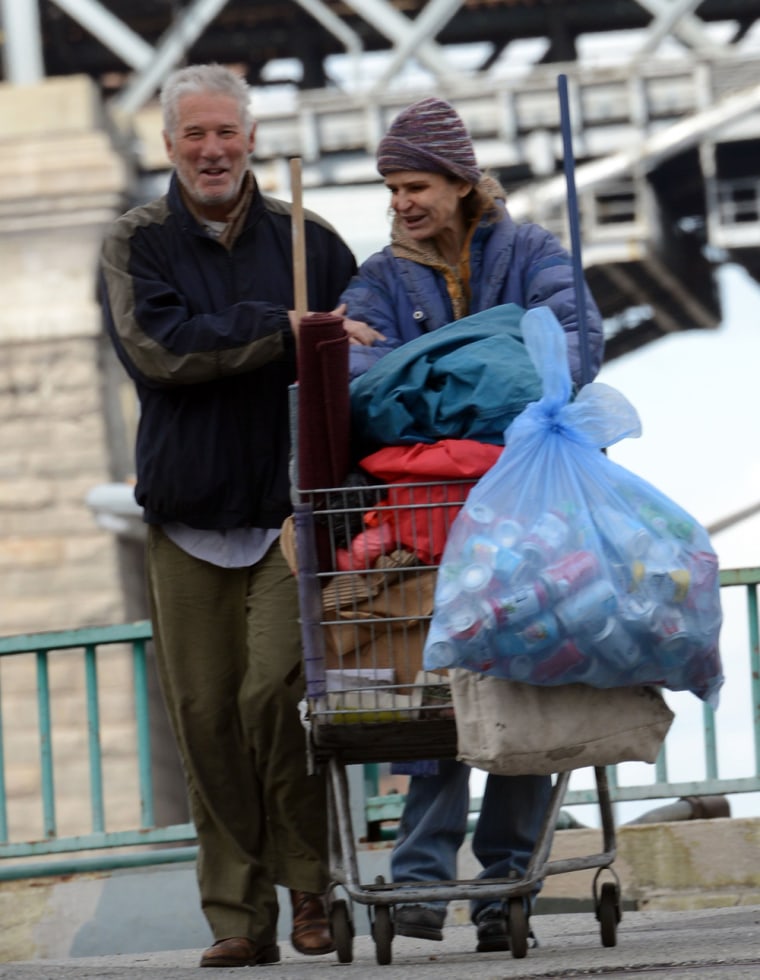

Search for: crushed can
xmin=637 ymin=502 xmax=695 ymax=542
xmin=521 ymin=511 xmax=571 ymax=566
xmin=652 ymin=605 xmax=690 ymax=654
xmin=504 ymin=609 xmax=562 ymax=657
xmin=531 ymin=639 xmax=588 ymax=684
xmin=492 ymin=545 xmax=529 ymax=584
xmin=493 ymin=518 xmax=524 ymax=549
xmin=632 ymin=560 xmax=691 ymax=603
xmin=593 ymin=504 xmax=653 ymax=559
xmin=440 ymin=598 xmax=494 ymax=641
xmin=538 ymin=549 xmax=600 ymax=600
xmin=465 ymin=502 xmax=496 ymax=527
xmin=463 ymin=533 xmax=500 ymax=566
xmin=587 ymin=616 xmax=641 ymax=670
xmin=489 ymin=581 xmax=550 ymax=625
xmin=554 ymin=578 xmax=617 ymax=634
xmin=459 ymin=562 xmax=493 ymax=594
xmin=618 ymin=593 xmax=659 ymax=633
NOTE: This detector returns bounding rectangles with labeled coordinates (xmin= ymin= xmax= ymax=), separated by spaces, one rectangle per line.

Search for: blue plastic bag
xmin=423 ymin=307 xmax=724 ymax=708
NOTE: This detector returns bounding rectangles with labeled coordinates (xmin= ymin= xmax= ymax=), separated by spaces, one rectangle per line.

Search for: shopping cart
xmin=293 ymin=476 xmax=623 ymax=966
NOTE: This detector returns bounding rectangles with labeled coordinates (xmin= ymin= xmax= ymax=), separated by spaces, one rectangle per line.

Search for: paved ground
xmin=1 ymin=905 xmax=758 ymax=980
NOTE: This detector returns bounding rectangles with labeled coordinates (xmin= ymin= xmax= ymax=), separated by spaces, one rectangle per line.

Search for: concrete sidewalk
xmin=1 ymin=905 xmax=758 ymax=980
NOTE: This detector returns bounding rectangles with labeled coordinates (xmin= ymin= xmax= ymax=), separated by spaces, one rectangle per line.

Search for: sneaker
xmin=475 ymin=906 xmax=510 ymax=953
xmin=393 ymin=904 xmax=445 ymax=941
xmin=475 ymin=905 xmax=539 ymax=953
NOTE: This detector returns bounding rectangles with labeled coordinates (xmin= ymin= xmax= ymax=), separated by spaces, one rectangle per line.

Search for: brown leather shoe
xmin=199 ymin=936 xmax=280 ymax=968
xmin=289 ymin=890 xmax=335 ymax=956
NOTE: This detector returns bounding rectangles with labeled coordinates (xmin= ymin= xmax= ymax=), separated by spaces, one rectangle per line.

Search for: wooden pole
xmin=289 ymin=157 xmax=308 ymax=322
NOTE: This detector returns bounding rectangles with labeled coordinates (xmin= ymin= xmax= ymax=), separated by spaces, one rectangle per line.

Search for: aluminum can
xmin=424 ymin=639 xmax=459 ymax=670
xmin=489 ymin=581 xmax=549 ymax=625
xmin=638 ymin=502 xmax=695 ymax=542
xmin=463 ymin=533 xmax=500 ymax=566
xmin=465 ymin=502 xmax=495 ymax=527
xmin=654 ymin=568 xmax=691 ymax=604
xmin=428 ymin=632 xmax=494 ymax=672
xmin=492 ymin=545 xmax=529 ymax=584
xmin=647 ymin=537 xmax=681 ymax=564
xmin=587 ymin=616 xmax=641 ymax=670
xmin=594 ymin=504 xmax=653 ymax=559
xmin=655 ymin=568 xmax=690 ymax=603
xmin=531 ymin=639 xmax=587 ymax=684
xmin=459 ymin=562 xmax=493 ymax=593
xmin=493 ymin=518 xmax=524 ymax=549
xmin=632 ymin=560 xmax=691 ymax=603
xmin=521 ymin=511 xmax=570 ymax=566
xmin=538 ymin=549 xmax=600 ymax=600
xmin=434 ymin=571 xmax=464 ymax=609
xmin=440 ymin=598 xmax=494 ymax=640
xmin=507 ymin=610 xmax=562 ymax=657
xmin=618 ymin=593 xmax=658 ymax=633
xmin=554 ymin=578 xmax=618 ymax=634
xmin=652 ymin=605 xmax=690 ymax=653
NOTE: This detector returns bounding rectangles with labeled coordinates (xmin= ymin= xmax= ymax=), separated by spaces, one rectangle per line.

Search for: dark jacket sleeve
xmin=99 ymin=206 xmax=296 ymax=389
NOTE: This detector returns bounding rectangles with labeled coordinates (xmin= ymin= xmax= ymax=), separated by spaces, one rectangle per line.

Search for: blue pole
xmin=557 ymin=73 xmax=592 ymax=386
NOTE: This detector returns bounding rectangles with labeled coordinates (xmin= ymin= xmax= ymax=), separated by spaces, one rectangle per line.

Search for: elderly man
xmin=99 ymin=63 xmax=373 ymax=968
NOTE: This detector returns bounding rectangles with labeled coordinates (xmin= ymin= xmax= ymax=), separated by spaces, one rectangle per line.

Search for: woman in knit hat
xmin=340 ymin=97 xmax=605 ymax=952
xmin=342 ymin=96 xmax=603 ymax=382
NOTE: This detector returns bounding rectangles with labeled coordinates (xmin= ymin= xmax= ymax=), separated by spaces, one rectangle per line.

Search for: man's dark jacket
xmin=99 ymin=172 xmax=357 ymax=529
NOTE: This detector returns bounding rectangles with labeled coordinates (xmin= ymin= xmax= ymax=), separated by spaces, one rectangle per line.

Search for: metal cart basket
xmin=293 ymin=476 xmax=622 ymax=966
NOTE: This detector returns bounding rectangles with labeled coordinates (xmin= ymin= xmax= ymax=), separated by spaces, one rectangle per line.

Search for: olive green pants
xmin=146 ymin=526 xmax=328 ymax=944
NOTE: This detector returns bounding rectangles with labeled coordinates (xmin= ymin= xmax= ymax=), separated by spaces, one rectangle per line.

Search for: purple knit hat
xmin=376 ymin=97 xmax=481 ymax=185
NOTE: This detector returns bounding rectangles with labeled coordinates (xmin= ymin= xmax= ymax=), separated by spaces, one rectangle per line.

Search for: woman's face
xmin=384 ymin=170 xmax=472 ymax=245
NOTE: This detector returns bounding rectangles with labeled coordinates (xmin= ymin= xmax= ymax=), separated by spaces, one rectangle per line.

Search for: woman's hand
xmin=332 ymin=303 xmax=386 ymax=346
xmin=287 ymin=305 xmax=385 ymax=347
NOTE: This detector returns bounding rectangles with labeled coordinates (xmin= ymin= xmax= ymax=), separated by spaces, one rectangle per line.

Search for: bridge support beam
xmin=0 ymin=0 xmax=44 ymax=84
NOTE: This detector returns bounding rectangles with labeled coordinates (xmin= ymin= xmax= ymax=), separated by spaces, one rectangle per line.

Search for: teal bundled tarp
xmin=423 ymin=307 xmax=724 ymax=708
xmin=349 ymin=303 xmax=542 ymax=447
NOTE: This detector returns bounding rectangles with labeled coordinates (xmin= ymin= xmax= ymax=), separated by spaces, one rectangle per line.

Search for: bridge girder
xmin=2 ymin=1 xmax=760 ymax=98
xmin=3 ymin=1 xmax=760 ymax=360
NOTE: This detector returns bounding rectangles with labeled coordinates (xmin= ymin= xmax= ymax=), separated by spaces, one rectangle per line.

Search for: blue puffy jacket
xmin=341 ymin=203 xmax=603 ymax=386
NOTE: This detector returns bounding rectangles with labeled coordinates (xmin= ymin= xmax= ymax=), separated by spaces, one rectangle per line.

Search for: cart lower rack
xmin=293 ymin=477 xmax=621 ymax=965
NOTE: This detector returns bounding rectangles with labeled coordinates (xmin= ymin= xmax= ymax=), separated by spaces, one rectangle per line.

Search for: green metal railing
xmin=0 ymin=622 xmax=197 ymax=880
xmin=0 ymin=568 xmax=758 ymax=881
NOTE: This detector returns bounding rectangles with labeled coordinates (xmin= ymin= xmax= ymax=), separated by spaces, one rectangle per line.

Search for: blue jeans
xmin=390 ymin=759 xmax=552 ymax=921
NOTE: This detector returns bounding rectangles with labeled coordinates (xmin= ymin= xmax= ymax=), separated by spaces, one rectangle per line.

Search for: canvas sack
xmin=451 ymin=669 xmax=674 ymax=775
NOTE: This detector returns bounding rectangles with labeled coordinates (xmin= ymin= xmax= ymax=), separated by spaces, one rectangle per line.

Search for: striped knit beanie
xmin=376 ymin=97 xmax=481 ymax=185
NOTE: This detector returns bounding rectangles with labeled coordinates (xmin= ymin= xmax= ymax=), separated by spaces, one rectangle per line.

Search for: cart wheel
xmin=372 ymin=905 xmax=393 ymax=965
xmin=507 ymin=897 xmax=529 ymax=959
xmin=598 ymin=882 xmax=620 ymax=948
xmin=330 ymin=899 xmax=354 ymax=963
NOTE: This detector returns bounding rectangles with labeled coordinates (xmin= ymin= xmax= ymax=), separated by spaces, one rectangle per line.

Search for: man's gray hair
xmin=160 ymin=63 xmax=254 ymax=137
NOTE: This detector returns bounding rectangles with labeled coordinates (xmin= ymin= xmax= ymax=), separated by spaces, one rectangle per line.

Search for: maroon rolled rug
xmin=296 ymin=313 xmax=350 ymax=571
xmin=296 ymin=311 xmax=350 ymax=491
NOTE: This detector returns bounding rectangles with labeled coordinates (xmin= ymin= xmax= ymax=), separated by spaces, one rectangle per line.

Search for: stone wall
xmin=0 ymin=75 xmax=186 ymax=842
xmin=0 ymin=75 xmax=131 ymax=635
xmin=1 ymin=336 xmax=125 ymax=634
